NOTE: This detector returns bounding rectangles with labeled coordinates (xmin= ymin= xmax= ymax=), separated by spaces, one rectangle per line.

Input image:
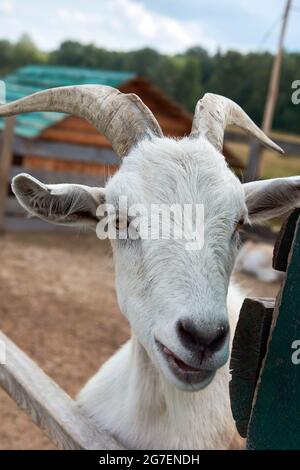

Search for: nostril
xmin=209 ymin=324 xmax=229 ymax=352
xmin=177 ymin=319 xmax=214 ymax=350
xmin=176 ymin=318 xmax=229 ymax=353
xmin=177 ymin=319 xmax=200 ymax=348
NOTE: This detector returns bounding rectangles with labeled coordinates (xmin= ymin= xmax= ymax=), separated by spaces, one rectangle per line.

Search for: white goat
xmin=1 ymin=86 xmax=299 ymax=450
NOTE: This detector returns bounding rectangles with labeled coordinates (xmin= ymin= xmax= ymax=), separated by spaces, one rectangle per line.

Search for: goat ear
xmin=243 ymin=176 xmax=300 ymax=222
xmin=12 ymin=173 xmax=105 ymax=228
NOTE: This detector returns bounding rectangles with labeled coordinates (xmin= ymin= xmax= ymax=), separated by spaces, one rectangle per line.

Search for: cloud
xmin=237 ymin=0 xmax=284 ymax=19
xmin=0 ymin=0 xmax=14 ymax=14
xmin=56 ymin=0 xmax=217 ymax=53
xmin=1 ymin=0 xmax=297 ymax=54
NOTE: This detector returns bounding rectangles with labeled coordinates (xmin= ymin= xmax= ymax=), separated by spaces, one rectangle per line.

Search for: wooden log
xmin=0 ymin=331 xmax=123 ymax=450
xmin=4 ymin=216 xmax=72 ymax=232
xmin=247 ymin=210 xmax=300 ymax=449
xmin=230 ymin=298 xmax=275 ymax=437
xmin=24 ymin=156 xmax=118 ymax=178
xmin=0 ymin=135 xmax=119 ymax=165
xmin=10 ymin=165 xmax=106 ymax=187
xmin=0 ymin=117 xmax=15 ymax=230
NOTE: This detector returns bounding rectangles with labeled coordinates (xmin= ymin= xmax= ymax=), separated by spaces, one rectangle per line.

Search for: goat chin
xmin=76 ymin=282 xmax=245 ymax=450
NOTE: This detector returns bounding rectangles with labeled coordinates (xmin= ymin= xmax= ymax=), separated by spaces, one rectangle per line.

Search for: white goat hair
xmin=78 ymin=137 xmax=246 ymax=450
xmin=77 ymin=289 xmax=244 ymax=450
xmin=1 ymin=86 xmax=300 ymax=450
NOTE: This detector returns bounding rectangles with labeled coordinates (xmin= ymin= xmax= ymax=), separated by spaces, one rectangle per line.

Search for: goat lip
xmin=156 ymin=340 xmax=206 ymax=374
xmin=161 ymin=345 xmax=202 ymax=372
xmin=156 ymin=339 xmax=215 ymax=386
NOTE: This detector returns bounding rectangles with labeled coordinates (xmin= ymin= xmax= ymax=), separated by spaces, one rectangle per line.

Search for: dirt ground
xmin=0 ymin=230 xmax=281 ymax=450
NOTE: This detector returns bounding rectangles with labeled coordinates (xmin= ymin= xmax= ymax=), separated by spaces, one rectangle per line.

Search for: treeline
xmin=0 ymin=35 xmax=300 ymax=133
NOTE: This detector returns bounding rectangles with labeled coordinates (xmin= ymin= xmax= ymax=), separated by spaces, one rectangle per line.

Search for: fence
xmin=0 ymin=210 xmax=299 ymax=449
xmin=230 ymin=208 xmax=300 ymax=449
xmin=0 ymin=331 xmax=123 ymax=450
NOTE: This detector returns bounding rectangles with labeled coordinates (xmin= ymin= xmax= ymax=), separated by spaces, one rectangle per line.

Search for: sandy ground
xmin=0 ymin=230 xmax=281 ymax=450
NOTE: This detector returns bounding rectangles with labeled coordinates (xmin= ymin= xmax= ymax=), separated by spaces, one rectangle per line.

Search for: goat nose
xmin=176 ymin=318 xmax=229 ymax=353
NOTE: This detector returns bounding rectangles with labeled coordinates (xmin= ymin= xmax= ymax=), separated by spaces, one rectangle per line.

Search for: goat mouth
xmin=155 ymin=340 xmax=215 ymax=386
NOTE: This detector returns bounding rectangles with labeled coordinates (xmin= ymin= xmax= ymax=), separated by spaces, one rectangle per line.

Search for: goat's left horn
xmin=0 ymin=85 xmax=163 ymax=158
xmin=190 ymin=93 xmax=283 ymax=154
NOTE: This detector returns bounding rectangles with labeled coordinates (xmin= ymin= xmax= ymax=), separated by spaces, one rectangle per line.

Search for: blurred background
xmin=0 ymin=0 xmax=299 ymax=449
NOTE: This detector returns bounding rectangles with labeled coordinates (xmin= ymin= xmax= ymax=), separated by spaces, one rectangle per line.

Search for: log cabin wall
xmin=0 ymin=65 xmax=244 ymax=230
xmin=1 ymin=66 xmax=243 ymax=184
xmin=23 ymin=76 xmax=195 ymax=178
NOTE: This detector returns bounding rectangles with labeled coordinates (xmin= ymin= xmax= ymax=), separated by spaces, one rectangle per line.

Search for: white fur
xmin=77 ymin=284 xmax=244 ymax=450
xmin=77 ymin=137 xmax=247 ymax=449
xmin=13 ymin=135 xmax=299 ymax=450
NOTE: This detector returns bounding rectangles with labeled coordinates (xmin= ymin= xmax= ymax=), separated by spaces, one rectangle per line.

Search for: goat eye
xmin=115 ymin=217 xmax=129 ymax=231
xmin=236 ymin=219 xmax=244 ymax=230
xmin=232 ymin=218 xmax=244 ymax=238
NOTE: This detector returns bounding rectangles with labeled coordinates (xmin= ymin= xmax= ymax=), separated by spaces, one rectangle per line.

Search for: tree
xmin=1 ymin=37 xmax=299 ymax=134
xmin=0 ymin=40 xmax=13 ymax=74
xmin=12 ymin=34 xmax=46 ymax=68
xmin=174 ymin=57 xmax=203 ymax=112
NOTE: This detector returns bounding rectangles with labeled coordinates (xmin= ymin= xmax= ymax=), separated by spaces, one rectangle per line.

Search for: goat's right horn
xmin=0 ymin=85 xmax=163 ymax=158
xmin=190 ymin=93 xmax=283 ymax=154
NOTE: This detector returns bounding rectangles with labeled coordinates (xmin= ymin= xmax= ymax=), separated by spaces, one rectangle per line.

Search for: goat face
xmin=11 ymin=136 xmax=300 ymax=391
xmin=3 ymin=87 xmax=299 ymax=391
xmin=103 ymin=136 xmax=246 ymax=390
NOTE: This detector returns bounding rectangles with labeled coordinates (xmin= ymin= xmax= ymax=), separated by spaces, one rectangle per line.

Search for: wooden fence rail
xmin=225 ymin=130 xmax=300 ymax=157
xmin=230 ymin=208 xmax=300 ymax=449
xmin=0 ymin=117 xmax=16 ymax=230
xmin=0 ymin=331 xmax=123 ymax=450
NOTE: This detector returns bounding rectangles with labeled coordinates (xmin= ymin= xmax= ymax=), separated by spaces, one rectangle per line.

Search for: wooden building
xmin=0 ymin=65 xmax=242 ymax=229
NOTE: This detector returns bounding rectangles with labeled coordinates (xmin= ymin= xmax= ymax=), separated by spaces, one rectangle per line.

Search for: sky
xmin=0 ymin=0 xmax=299 ymax=54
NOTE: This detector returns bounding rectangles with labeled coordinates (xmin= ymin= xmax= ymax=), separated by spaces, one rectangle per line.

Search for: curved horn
xmin=190 ymin=93 xmax=283 ymax=154
xmin=0 ymin=85 xmax=163 ymax=158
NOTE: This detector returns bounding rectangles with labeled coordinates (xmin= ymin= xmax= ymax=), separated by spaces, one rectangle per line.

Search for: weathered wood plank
xmin=4 ymin=216 xmax=73 ymax=231
xmin=0 ymin=135 xmax=120 ymax=165
xmin=244 ymin=140 xmax=262 ymax=182
xmin=0 ymin=331 xmax=123 ymax=450
xmin=225 ymin=130 xmax=300 ymax=157
xmin=247 ymin=210 xmax=300 ymax=449
xmin=0 ymin=117 xmax=16 ymax=229
xmin=10 ymin=165 xmax=106 ymax=187
xmin=230 ymin=298 xmax=275 ymax=438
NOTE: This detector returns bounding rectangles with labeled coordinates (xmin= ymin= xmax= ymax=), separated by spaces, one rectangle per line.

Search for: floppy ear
xmin=12 ymin=173 xmax=105 ymax=228
xmin=244 ymin=176 xmax=300 ymax=223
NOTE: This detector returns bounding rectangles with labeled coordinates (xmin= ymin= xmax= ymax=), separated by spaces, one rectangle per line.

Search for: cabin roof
xmin=0 ymin=65 xmax=243 ymax=170
xmin=0 ymin=65 xmax=135 ymax=138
